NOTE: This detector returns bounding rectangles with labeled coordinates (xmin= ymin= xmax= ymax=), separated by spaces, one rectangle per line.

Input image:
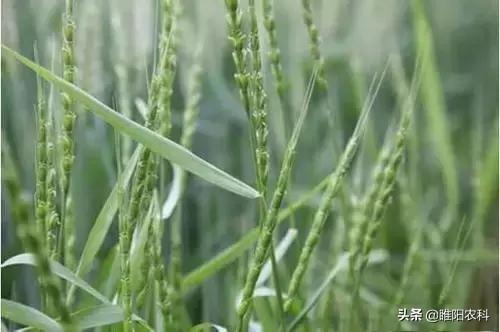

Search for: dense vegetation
xmin=1 ymin=0 xmax=498 ymax=331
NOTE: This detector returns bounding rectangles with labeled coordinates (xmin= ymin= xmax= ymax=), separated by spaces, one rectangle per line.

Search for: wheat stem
xmin=237 ymin=69 xmax=317 ymax=330
xmin=284 ymin=69 xmax=386 ymax=310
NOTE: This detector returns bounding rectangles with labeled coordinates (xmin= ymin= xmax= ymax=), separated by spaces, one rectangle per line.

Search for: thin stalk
xmin=59 ymin=0 xmax=77 ymax=268
xmin=351 ymin=57 xmax=422 ymax=315
xmin=111 ymin=0 xmax=133 ymax=165
xmin=223 ymin=0 xmax=262 ymax=203
xmin=284 ymin=66 xmax=387 ymax=311
xmin=301 ymin=0 xmax=327 ymax=91
xmin=262 ymin=0 xmax=289 ymax=141
xmin=118 ymin=1 xmax=176 ymax=329
xmin=237 ymin=68 xmax=318 ymax=330
xmin=248 ymin=0 xmax=284 ymax=327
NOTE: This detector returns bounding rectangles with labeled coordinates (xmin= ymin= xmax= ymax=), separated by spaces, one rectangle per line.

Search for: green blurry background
xmin=1 ymin=0 xmax=499 ymax=330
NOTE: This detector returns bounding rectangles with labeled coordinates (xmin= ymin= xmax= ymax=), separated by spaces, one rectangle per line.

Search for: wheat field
xmin=1 ymin=0 xmax=498 ymax=331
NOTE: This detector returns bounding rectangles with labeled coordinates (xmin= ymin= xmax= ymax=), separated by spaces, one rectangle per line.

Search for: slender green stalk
xmin=154 ymin=0 xmax=182 ymax=327
xmin=237 ymin=68 xmax=317 ymax=330
xmin=301 ymin=0 xmax=327 ymax=91
xmin=224 ymin=0 xmax=251 ymax=118
xmin=352 ymin=61 xmax=421 ymax=307
xmin=60 ymin=0 xmax=76 ymax=194
xmin=34 ymin=66 xmax=60 ymax=311
xmin=118 ymin=1 xmax=177 ymax=328
xmin=261 ymin=6 xmax=292 ymax=205
xmin=249 ymin=0 xmax=283 ymax=323
xmin=59 ymin=0 xmax=77 ymax=268
xmin=119 ymin=50 xmax=161 ymax=332
xmin=249 ymin=0 xmax=269 ymax=197
xmin=34 ymin=72 xmax=49 ymax=247
xmin=347 ymin=145 xmax=391 ymax=291
xmin=181 ymin=167 xmax=337 ymax=292
xmin=391 ymin=224 xmax=423 ymax=314
xmin=152 ymin=196 xmax=172 ymax=322
xmin=262 ymin=0 xmax=288 ymax=126
xmin=111 ymin=0 xmax=133 ymax=165
xmin=179 ymin=52 xmax=203 ymax=150
xmin=136 ymin=211 xmax=155 ymax=310
xmin=169 ymin=43 xmax=203 ymax=329
xmin=224 ymin=0 xmax=263 ymax=206
xmin=284 ymin=68 xmax=387 ymax=311
xmin=46 ymin=95 xmax=61 ymax=260
xmin=158 ymin=0 xmax=177 ymax=138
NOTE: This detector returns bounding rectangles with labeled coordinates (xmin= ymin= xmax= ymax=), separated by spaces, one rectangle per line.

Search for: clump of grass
xmin=1 ymin=2 xmax=497 ymax=331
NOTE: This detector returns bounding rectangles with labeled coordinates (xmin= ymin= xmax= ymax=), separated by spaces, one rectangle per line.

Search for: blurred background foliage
xmin=1 ymin=0 xmax=499 ymax=330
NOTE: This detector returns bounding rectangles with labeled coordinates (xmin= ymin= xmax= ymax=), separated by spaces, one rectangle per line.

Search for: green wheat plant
xmin=1 ymin=1 xmax=498 ymax=331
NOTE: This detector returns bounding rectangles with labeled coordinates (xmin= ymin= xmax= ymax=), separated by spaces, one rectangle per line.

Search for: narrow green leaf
xmin=161 ymin=164 xmax=183 ymax=219
xmin=286 ymin=250 xmax=388 ymax=331
xmin=1 ymin=299 xmax=63 ymax=332
xmin=182 ymin=228 xmax=259 ymax=291
xmin=182 ymin=221 xmax=296 ymax=290
xmin=71 ymin=304 xmax=153 ymax=331
xmin=2 ymin=254 xmax=109 ymax=304
xmin=76 ymin=147 xmax=140 ymax=279
xmin=1 ymin=45 xmax=260 ymax=199
xmin=182 ymin=201 xmax=308 ymax=290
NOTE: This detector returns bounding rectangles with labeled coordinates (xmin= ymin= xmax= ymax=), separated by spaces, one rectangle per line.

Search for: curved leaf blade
xmin=76 ymin=147 xmax=140 ymax=279
xmin=1 ymin=45 xmax=260 ymax=199
xmin=1 ymin=299 xmax=63 ymax=332
xmin=71 ymin=304 xmax=153 ymax=331
xmin=1 ymin=254 xmax=109 ymax=304
xmin=190 ymin=322 xmax=228 ymax=332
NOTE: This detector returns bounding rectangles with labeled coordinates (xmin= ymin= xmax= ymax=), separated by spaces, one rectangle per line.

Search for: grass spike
xmin=284 ymin=64 xmax=388 ymax=310
xmin=236 ymin=67 xmax=318 ymax=330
